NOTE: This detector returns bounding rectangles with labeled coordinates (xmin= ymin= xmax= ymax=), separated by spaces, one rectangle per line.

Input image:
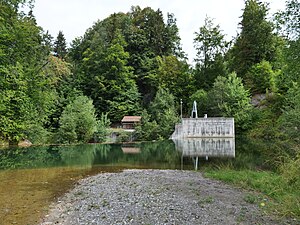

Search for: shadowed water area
xmin=0 ymin=137 xmax=268 ymax=225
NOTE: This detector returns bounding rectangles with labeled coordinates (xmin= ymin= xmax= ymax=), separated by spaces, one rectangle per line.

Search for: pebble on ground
xmin=40 ymin=169 xmax=293 ymax=225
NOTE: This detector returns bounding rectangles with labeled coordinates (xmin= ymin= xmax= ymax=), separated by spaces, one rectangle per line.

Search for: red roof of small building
xmin=121 ymin=116 xmax=141 ymax=123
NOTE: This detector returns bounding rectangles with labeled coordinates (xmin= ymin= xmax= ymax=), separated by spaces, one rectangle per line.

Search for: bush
xmin=26 ymin=123 xmax=51 ymax=145
xmin=190 ymin=89 xmax=209 ymax=116
xmin=134 ymin=110 xmax=159 ymax=141
xmin=208 ymin=73 xmax=253 ymax=130
xmin=93 ymin=113 xmax=111 ymax=143
xmin=280 ymin=154 xmax=300 ymax=188
xmin=245 ymin=60 xmax=278 ymax=94
xmin=57 ymin=96 xmax=98 ymax=144
xmin=149 ymin=87 xmax=179 ymax=139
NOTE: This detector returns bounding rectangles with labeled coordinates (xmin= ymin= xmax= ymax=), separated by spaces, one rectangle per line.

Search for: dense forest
xmin=1 ymin=0 xmax=300 ymax=218
xmin=0 ymin=0 xmax=299 ymax=166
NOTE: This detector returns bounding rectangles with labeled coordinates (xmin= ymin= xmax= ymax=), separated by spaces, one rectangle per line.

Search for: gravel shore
xmin=40 ymin=169 xmax=290 ymax=225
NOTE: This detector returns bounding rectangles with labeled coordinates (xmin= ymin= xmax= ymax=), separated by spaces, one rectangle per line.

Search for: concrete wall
xmin=171 ymin=118 xmax=234 ymax=139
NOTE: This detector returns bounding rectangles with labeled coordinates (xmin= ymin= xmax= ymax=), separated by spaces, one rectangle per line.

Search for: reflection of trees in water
xmin=202 ymin=136 xmax=273 ymax=170
xmin=139 ymin=140 xmax=180 ymax=166
xmin=4 ymin=139 xmax=273 ymax=170
xmin=61 ymin=144 xmax=97 ymax=167
xmin=0 ymin=146 xmax=63 ymax=169
xmin=96 ymin=144 xmax=112 ymax=160
xmin=0 ymin=144 xmax=115 ymax=169
xmin=90 ymin=141 xmax=180 ymax=167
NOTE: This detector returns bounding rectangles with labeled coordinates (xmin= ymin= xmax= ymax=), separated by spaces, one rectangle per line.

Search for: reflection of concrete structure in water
xmin=173 ymin=138 xmax=235 ymax=158
xmin=171 ymin=101 xmax=235 ymax=170
xmin=173 ymin=138 xmax=235 ymax=170
xmin=121 ymin=147 xmax=140 ymax=154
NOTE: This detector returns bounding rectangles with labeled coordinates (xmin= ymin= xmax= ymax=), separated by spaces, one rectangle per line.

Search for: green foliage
xmin=157 ymin=55 xmax=194 ymax=106
xmin=76 ymin=31 xmax=141 ymax=122
xmin=280 ymin=154 xmax=300 ymax=188
xmin=0 ymin=0 xmax=59 ymax=144
xmin=209 ymin=73 xmax=253 ymax=130
xmin=57 ymin=96 xmax=98 ymax=144
xmin=194 ymin=16 xmax=227 ymax=65
xmin=165 ymin=13 xmax=185 ymax=58
xmin=115 ymin=130 xmax=132 ymax=143
xmin=194 ymin=16 xmax=227 ymax=89
xmin=25 ymin=124 xmax=51 ymax=145
xmin=230 ymin=0 xmax=277 ymax=78
xmin=135 ymin=88 xmax=179 ymax=141
xmin=93 ymin=113 xmax=111 ymax=143
xmin=190 ymin=89 xmax=209 ymax=116
xmin=275 ymin=0 xmax=300 ymax=40
xmin=205 ymin=168 xmax=300 ymax=218
xmin=53 ymin=31 xmax=68 ymax=59
xmin=149 ymin=87 xmax=179 ymax=139
xmin=245 ymin=60 xmax=278 ymax=93
xmin=278 ymin=39 xmax=300 ymax=92
xmin=0 ymin=63 xmax=32 ymax=142
xmin=134 ymin=110 xmax=159 ymax=141
xmin=279 ymin=83 xmax=300 ymax=142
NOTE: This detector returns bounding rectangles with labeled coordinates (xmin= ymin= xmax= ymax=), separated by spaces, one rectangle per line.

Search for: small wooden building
xmin=121 ymin=116 xmax=141 ymax=130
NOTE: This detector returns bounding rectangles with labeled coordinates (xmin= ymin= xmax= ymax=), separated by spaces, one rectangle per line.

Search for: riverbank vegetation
xmin=205 ymin=167 xmax=300 ymax=219
xmin=0 ymin=0 xmax=299 ymax=220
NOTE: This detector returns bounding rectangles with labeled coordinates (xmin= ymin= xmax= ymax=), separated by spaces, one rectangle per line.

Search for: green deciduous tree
xmin=193 ymin=16 xmax=227 ymax=90
xmin=275 ymin=0 xmax=300 ymax=40
xmin=157 ymin=55 xmax=194 ymax=108
xmin=0 ymin=0 xmax=55 ymax=143
xmin=80 ymin=33 xmax=141 ymax=122
xmin=134 ymin=110 xmax=159 ymax=141
xmin=149 ymin=87 xmax=179 ymax=139
xmin=190 ymin=89 xmax=209 ymax=116
xmin=93 ymin=113 xmax=111 ymax=143
xmin=209 ymin=73 xmax=253 ymax=130
xmin=57 ymin=96 xmax=98 ymax=144
xmin=279 ymin=83 xmax=300 ymax=141
xmin=275 ymin=1 xmax=300 ymax=90
xmin=245 ymin=60 xmax=279 ymax=93
xmin=0 ymin=63 xmax=32 ymax=143
xmin=127 ymin=7 xmax=184 ymax=104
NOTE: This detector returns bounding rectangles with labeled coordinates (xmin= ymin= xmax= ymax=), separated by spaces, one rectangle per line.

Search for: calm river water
xmin=0 ymin=137 xmax=267 ymax=225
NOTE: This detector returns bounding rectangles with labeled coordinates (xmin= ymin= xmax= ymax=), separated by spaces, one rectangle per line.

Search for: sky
xmin=33 ymin=0 xmax=286 ymax=63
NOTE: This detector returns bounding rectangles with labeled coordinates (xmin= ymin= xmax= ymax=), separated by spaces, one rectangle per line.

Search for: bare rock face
xmin=251 ymin=93 xmax=268 ymax=108
xmin=18 ymin=139 xmax=32 ymax=147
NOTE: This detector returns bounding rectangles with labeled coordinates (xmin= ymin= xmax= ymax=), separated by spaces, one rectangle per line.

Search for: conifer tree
xmin=230 ymin=0 xmax=276 ymax=78
xmin=54 ymin=31 xmax=67 ymax=59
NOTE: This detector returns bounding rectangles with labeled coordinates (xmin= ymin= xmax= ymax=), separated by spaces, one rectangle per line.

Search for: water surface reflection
xmin=172 ymin=138 xmax=235 ymax=170
xmin=173 ymin=138 xmax=235 ymax=157
xmin=0 ymin=139 xmax=238 ymax=224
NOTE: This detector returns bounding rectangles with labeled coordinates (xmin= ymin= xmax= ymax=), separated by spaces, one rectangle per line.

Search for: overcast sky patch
xmin=33 ymin=0 xmax=285 ymax=63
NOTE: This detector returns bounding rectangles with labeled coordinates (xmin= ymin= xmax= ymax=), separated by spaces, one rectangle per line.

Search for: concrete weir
xmin=171 ymin=117 xmax=235 ymax=139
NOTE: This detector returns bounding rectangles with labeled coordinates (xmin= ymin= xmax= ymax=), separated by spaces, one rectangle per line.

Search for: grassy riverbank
xmin=204 ymin=168 xmax=300 ymax=220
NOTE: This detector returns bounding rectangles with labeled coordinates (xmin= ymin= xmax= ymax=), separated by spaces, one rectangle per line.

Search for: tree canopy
xmin=0 ymin=0 xmax=300 ymax=150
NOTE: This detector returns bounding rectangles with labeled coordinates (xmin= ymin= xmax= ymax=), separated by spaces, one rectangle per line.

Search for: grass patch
xmin=204 ymin=168 xmax=300 ymax=219
xmin=198 ymin=196 xmax=214 ymax=205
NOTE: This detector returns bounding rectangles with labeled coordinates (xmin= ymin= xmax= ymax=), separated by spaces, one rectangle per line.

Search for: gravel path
xmin=40 ymin=169 xmax=288 ymax=225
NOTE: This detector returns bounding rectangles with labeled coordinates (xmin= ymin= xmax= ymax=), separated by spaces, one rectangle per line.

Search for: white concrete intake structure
xmin=171 ymin=117 xmax=235 ymax=139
